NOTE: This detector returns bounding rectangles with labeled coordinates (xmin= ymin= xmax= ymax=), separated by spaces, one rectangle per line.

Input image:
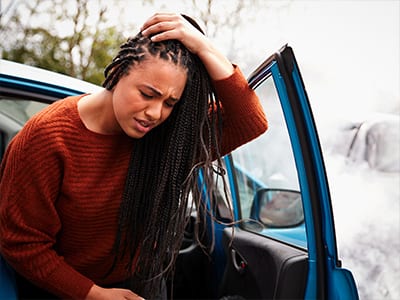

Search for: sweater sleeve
xmin=0 ymin=116 xmax=94 ymax=299
xmin=212 ymin=65 xmax=268 ymax=156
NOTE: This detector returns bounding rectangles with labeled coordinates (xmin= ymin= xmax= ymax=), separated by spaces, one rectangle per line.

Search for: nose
xmin=144 ymin=101 xmax=163 ymax=121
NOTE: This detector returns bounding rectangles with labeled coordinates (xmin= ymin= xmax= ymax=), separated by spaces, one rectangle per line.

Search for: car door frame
xmin=223 ymin=45 xmax=358 ymax=299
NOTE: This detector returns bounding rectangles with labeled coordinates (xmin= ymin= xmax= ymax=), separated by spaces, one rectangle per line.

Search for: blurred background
xmin=1 ymin=0 xmax=399 ymax=299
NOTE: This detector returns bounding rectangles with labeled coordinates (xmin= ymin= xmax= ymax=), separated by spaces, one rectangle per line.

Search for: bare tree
xmin=188 ymin=0 xmax=262 ymax=61
xmin=0 ymin=0 xmax=132 ymax=84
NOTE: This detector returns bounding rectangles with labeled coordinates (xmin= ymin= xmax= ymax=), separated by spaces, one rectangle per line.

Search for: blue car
xmin=0 ymin=45 xmax=359 ymax=299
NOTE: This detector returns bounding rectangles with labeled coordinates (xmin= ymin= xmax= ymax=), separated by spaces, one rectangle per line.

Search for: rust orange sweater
xmin=0 ymin=66 xmax=267 ymax=298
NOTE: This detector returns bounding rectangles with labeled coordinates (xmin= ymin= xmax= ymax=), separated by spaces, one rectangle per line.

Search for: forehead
xmin=134 ymin=55 xmax=186 ymax=71
xmin=128 ymin=56 xmax=187 ymax=96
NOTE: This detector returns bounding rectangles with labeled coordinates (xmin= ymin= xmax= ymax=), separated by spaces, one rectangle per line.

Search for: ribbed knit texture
xmin=215 ymin=66 xmax=268 ymax=155
xmin=0 ymin=66 xmax=267 ymax=299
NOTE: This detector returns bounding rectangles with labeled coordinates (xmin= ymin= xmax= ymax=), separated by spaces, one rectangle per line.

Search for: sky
xmin=231 ymin=0 xmax=399 ymax=120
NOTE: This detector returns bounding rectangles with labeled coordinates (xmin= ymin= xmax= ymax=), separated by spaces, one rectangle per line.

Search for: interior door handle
xmin=231 ymin=248 xmax=247 ymax=275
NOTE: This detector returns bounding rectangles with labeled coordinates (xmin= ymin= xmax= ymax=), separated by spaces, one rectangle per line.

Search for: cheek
xmin=113 ymin=89 xmax=142 ymax=114
xmin=159 ymin=107 xmax=175 ymax=124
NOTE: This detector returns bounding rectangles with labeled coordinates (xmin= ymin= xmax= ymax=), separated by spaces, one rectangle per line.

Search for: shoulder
xmin=22 ymin=95 xmax=84 ymax=135
xmin=30 ymin=95 xmax=83 ymax=125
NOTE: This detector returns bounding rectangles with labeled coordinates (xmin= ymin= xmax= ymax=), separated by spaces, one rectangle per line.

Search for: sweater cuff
xmin=212 ymin=65 xmax=256 ymax=116
xmin=212 ymin=64 xmax=242 ymax=92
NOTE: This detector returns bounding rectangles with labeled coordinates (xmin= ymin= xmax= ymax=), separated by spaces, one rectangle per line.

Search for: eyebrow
xmin=144 ymin=85 xmax=180 ymax=102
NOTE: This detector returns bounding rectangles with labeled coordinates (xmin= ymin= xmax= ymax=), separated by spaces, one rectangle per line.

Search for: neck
xmin=77 ymin=89 xmax=122 ymax=135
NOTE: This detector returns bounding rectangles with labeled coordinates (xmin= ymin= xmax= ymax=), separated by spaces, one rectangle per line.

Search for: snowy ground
xmin=327 ymin=155 xmax=399 ymax=299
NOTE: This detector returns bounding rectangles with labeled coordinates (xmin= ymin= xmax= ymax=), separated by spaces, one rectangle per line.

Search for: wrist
xmin=196 ymin=43 xmax=234 ymax=80
xmin=85 ymin=284 xmax=103 ymax=300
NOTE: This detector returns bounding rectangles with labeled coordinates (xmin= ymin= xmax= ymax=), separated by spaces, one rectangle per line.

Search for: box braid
xmin=102 ymin=17 xmax=227 ymax=298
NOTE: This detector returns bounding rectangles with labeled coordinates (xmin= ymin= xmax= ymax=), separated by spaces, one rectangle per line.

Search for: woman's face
xmin=111 ymin=56 xmax=187 ymax=138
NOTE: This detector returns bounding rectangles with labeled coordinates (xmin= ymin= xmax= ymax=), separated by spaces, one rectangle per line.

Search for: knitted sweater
xmin=0 ymin=66 xmax=267 ymax=299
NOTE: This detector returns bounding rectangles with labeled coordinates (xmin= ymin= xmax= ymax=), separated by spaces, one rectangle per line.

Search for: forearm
xmin=195 ymin=38 xmax=234 ymax=80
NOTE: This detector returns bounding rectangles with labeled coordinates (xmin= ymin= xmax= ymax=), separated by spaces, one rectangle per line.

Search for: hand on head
xmin=140 ymin=12 xmax=207 ymax=55
xmin=140 ymin=12 xmax=233 ymax=80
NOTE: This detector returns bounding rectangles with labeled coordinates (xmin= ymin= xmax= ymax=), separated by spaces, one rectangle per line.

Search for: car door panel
xmin=219 ymin=228 xmax=308 ymax=299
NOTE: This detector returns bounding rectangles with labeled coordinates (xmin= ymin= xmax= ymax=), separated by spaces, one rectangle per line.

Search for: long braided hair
xmin=103 ymin=17 xmax=226 ymax=298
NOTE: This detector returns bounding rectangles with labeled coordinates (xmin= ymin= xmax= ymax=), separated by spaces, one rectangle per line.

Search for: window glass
xmin=0 ymin=99 xmax=48 ymax=161
xmin=0 ymin=131 xmax=4 ymax=160
xmin=0 ymin=99 xmax=48 ymax=125
xmin=230 ymin=74 xmax=306 ymax=247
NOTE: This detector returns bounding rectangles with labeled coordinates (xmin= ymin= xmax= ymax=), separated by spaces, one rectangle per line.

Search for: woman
xmin=0 ymin=13 xmax=267 ymax=300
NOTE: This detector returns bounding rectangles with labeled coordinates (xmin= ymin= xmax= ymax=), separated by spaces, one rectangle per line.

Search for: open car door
xmin=211 ymin=45 xmax=359 ymax=299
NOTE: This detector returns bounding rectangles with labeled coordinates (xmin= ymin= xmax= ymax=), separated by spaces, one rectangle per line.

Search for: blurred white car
xmin=337 ymin=113 xmax=400 ymax=172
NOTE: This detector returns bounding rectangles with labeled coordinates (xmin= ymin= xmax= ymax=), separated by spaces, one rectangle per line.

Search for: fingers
xmin=141 ymin=12 xmax=205 ymax=55
xmin=141 ymin=13 xmax=190 ymax=39
xmin=124 ymin=293 xmax=145 ymax=300
xmin=143 ymin=22 xmax=181 ymax=42
xmin=140 ymin=12 xmax=180 ymax=33
xmin=142 ymin=15 xmax=186 ymax=43
xmin=115 ymin=288 xmax=144 ymax=300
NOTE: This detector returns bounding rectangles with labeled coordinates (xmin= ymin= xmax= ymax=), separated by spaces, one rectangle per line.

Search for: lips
xmin=134 ymin=118 xmax=156 ymax=134
xmin=138 ymin=119 xmax=151 ymax=128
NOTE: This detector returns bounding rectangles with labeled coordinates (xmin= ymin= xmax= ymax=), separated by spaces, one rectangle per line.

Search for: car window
xmin=0 ymin=99 xmax=48 ymax=125
xmin=230 ymin=74 xmax=306 ymax=248
xmin=0 ymin=131 xmax=4 ymax=160
xmin=0 ymin=99 xmax=48 ymax=162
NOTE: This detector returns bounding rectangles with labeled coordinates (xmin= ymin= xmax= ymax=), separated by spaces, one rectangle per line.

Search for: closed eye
xmin=164 ymin=101 xmax=174 ymax=108
xmin=140 ymin=91 xmax=153 ymax=99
